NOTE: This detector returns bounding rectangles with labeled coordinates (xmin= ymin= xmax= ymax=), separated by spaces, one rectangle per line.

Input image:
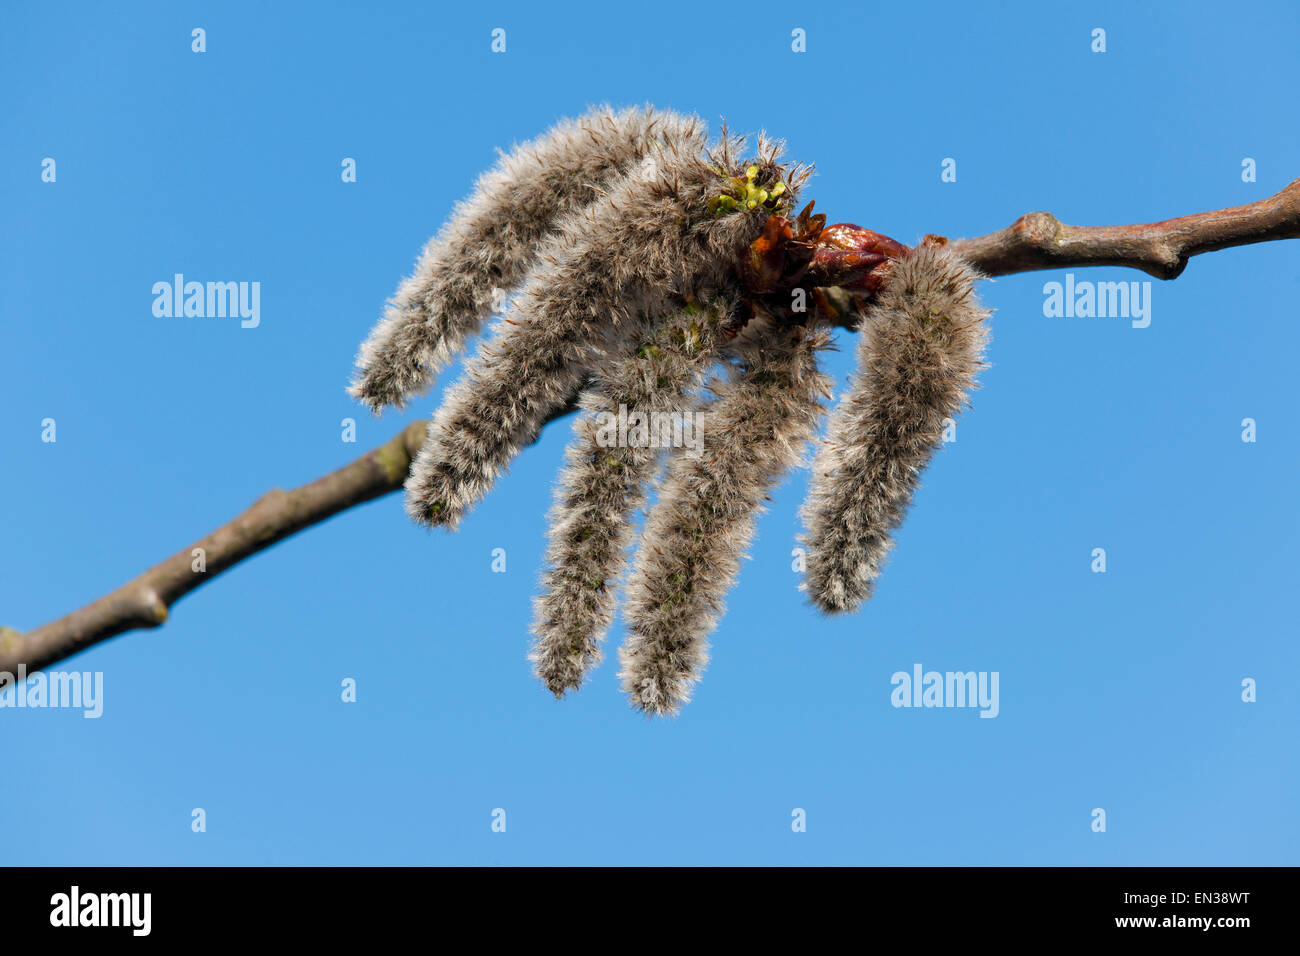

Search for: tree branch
xmin=1 ymin=422 xmax=428 ymax=688
xmin=948 ymin=176 xmax=1300 ymax=280
xmin=5 ymin=178 xmax=1298 ymax=685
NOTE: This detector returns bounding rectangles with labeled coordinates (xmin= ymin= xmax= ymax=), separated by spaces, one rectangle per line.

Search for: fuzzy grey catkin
xmin=348 ymin=105 xmax=705 ymax=413
xmin=405 ymin=135 xmax=801 ymax=530
xmin=801 ymin=243 xmax=990 ymax=613
xmin=618 ymin=319 xmax=831 ymax=716
xmin=530 ymin=296 xmax=737 ymax=697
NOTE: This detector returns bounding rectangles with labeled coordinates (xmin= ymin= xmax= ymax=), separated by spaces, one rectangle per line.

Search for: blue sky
xmin=2 ymin=0 xmax=1296 ymax=865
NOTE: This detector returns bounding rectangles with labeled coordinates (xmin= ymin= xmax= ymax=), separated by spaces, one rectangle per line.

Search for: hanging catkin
xmin=801 ymin=243 xmax=990 ymax=613
xmin=349 ymin=106 xmax=705 ymax=413
xmin=619 ymin=320 xmax=830 ymax=715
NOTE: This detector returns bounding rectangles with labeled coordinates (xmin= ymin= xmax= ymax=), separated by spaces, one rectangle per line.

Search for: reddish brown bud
xmin=808 ymin=224 xmax=907 ymax=294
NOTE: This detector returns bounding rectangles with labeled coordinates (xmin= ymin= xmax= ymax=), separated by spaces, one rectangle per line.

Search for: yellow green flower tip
xmin=756 ymin=189 xmax=769 ymax=204
xmin=771 ymin=182 xmax=786 ymax=196
xmin=708 ymin=193 xmax=742 ymax=216
xmin=746 ymin=165 xmax=758 ymax=181
xmin=746 ymin=199 xmax=758 ymax=208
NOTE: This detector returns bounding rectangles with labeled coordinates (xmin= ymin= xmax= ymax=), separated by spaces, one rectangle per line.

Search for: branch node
xmin=0 ymin=626 xmax=23 ymax=656
xmin=137 ymin=589 xmax=169 ymax=627
xmin=1152 ymin=244 xmax=1188 ymax=280
xmin=1018 ymin=211 xmax=1064 ymax=248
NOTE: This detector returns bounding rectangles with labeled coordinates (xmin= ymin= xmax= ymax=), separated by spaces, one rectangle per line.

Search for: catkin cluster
xmin=348 ymin=108 xmax=990 ymax=715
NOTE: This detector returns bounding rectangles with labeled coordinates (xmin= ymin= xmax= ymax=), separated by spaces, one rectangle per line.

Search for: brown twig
xmin=949 ymin=176 xmax=1300 ymax=280
xmin=1 ymin=422 xmax=428 ymax=688
xmin=4 ymin=179 xmax=1298 ymax=685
